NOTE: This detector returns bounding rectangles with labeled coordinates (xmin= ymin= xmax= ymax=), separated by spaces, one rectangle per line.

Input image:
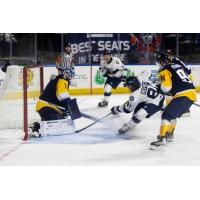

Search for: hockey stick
xmin=80 ymin=112 xmax=100 ymax=122
xmin=194 ymin=102 xmax=200 ymax=108
xmin=75 ymin=112 xmax=112 ymax=133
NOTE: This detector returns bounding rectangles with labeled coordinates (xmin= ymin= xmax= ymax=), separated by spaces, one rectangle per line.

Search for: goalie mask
xmin=61 ymin=67 xmax=74 ymax=80
xmin=124 ymin=76 xmax=141 ymax=92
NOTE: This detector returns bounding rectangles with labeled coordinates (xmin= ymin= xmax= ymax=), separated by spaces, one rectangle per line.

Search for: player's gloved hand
xmin=62 ymin=108 xmax=70 ymax=118
xmin=61 ymin=98 xmax=71 ymax=118
xmin=157 ymin=84 xmax=171 ymax=96
xmin=105 ymin=72 xmax=113 ymax=78
xmin=120 ymin=76 xmax=126 ymax=82
xmin=111 ymin=106 xmax=121 ymax=115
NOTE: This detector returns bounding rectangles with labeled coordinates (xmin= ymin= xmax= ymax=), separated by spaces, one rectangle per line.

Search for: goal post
xmin=0 ymin=65 xmax=44 ymax=141
xmin=23 ymin=65 xmax=44 ymax=140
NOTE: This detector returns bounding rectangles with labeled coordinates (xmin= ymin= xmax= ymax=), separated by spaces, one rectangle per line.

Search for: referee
xmin=56 ymin=42 xmax=75 ymax=74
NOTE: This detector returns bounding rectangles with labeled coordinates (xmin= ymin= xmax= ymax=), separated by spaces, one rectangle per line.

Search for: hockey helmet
xmin=61 ymin=67 xmax=74 ymax=80
xmin=64 ymin=42 xmax=71 ymax=48
xmin=124 ymin=76 xmax=141 ymax=91
xmin=103 ymin=49 xmax=111 ymax=56
xmin=163 ymin=49 xmax=173 ymax=56
xmin=154 ymin=51 xmax=169 ymax=66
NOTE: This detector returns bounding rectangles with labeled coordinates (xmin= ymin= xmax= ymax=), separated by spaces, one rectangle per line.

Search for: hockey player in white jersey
xmin=98 ymin=49 xmax=127 ymax=107
xmin=110 ymin=72 xmax=165 ymax=134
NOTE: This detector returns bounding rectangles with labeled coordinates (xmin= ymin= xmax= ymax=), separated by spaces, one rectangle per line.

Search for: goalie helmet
xmin=124 ymin=76 xmax=141 ymax=92
xmin=61 ymin=67 xmax=75 ymax=80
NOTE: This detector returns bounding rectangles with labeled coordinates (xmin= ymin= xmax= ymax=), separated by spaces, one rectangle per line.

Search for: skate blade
xmin=117 ymin=131 xmax=126 ymax=135
xmin=181 ymin=113 xmax=190 ymax=117
xmin=166 ymin=139 xmax=174 ymax=142
xmin=150 ymin=144 xmax=165 ymax=151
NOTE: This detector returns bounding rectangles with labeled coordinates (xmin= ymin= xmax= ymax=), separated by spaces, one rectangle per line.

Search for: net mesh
xmin=0 ymin=65 xmax=41 ymax=140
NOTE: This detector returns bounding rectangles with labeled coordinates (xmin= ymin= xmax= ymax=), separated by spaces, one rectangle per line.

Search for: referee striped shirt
xmin=59 ymin=52 xmax=74 ymax=71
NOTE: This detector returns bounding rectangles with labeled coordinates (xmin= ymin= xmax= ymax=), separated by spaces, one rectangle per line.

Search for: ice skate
xmin=118 ymin=123 xmax=129 ymax=134
xmin=150 ymin=137 xmax=166 ymax=150
xmin=157 ymin=133 xmax=174 ymax=142
xmin=29 ymin=122 xmax=41 ymax=138
xmin=98 ymin=101 xmax=108 ymax=107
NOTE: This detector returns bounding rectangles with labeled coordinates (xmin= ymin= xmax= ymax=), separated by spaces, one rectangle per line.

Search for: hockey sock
xmin=159 ymin=119 xmax=171 ymax=137
xmin=103 ymin=84 xmax=112 ymax=102
xmin=169 ymin=119 xmax=177 ymax=134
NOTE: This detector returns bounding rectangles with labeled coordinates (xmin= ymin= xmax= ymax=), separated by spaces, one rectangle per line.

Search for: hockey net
xmin=0 ymin=65 xmax=43 ymax=141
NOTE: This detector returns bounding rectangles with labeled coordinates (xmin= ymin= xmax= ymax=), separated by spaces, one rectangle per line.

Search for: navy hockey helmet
xmin=64 ymin=42 xmax=71 ymax=48
xmin=124 ymin=76 xmax=141 ymax=91
xmin=163 ymin=49 xmax=173 ymax=56
xmin=103 ymin=49 xmax=111 ymax=56
xmin=154 ymin=51 xmax=169 ymax=66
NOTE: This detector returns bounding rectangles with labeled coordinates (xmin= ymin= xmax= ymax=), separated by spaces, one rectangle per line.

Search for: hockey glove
xmin=62 ymin=108 xmax=70 ymax=118
xmin=120 ymin=76 xmax=127 ymax=82
xmin=156 ymin=84 xmax=171 ymax=96
xmin=111 ymin=106 xmax=121 ymax=115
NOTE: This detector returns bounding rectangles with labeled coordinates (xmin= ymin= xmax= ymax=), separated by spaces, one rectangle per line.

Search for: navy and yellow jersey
xmin=171 ymin=57 xmax=192 ymax=77
xmin=158 ymin=63 xmax=197 ymax=102
xmin=36 ymin=75 xmax=70 ymax=113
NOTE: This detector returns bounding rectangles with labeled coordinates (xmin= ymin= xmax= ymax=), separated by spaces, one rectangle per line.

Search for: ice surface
xmin=0 ymin=94 xmax=200 ymax=165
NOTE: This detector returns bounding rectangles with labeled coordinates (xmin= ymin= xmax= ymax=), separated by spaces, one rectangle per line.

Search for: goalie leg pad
xmin=40 ymin=119 xmax=75 ymax=136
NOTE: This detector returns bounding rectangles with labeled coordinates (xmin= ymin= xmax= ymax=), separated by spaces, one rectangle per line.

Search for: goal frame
xmin=23 ymin=65 xmax=44 ymax=141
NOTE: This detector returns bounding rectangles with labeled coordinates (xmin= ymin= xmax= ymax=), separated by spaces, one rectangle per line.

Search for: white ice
xmin=0 ymin=94 xmax=200 ymax=165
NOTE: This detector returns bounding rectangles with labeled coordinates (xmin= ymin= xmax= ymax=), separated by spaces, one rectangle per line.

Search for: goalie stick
xmin=75 ymin=112 xmax=112 ymax=133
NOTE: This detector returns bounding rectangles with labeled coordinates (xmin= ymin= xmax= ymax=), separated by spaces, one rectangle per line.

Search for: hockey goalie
xmin=30 ymin=67 xmax=81 ymax=137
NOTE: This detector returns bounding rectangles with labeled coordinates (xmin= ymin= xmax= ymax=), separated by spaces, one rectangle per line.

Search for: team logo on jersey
xmin=18 ymin=69 xmax=34 ymax=87
xmin=160 ymin=75 xmax=165 ymax=82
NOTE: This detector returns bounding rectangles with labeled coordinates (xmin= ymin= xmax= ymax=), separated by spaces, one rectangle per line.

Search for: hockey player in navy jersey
xmin=162 ymin=50 xmax=192 ymax=115
xmin=150 ymin=51 xmax=197 ymax=150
